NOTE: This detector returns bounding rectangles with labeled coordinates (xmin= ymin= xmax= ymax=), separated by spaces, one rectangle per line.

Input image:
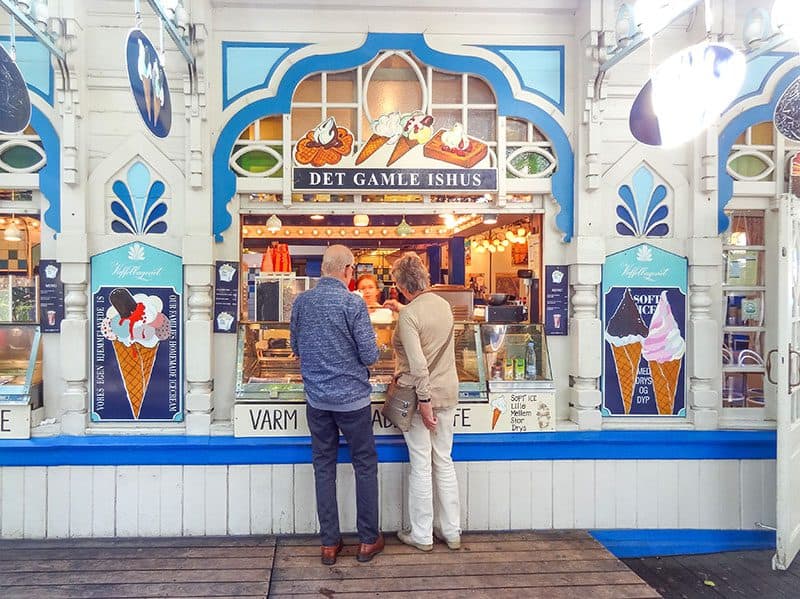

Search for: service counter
xmin=232 ymin=321 xmax=555 ymax=436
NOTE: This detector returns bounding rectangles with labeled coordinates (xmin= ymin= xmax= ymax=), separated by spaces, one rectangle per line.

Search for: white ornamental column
xmin=57 ymin=1 xmax=88 ymax=435
xmin=688 ymin=127 xmax=722 ymax=430
xmin=182 ymin=19 xmax=214 ymax=434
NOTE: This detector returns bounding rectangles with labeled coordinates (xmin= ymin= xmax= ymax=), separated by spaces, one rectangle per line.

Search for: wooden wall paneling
xmin=615 ymin=461 xmax=637 ymax=528
xmin=636 ymin=461 xmax=659 ymax=529
xmin=1 ymin=467 xmax=24 ymax=538
xmin=115 ymin=466 xmax=139 ymax=537
xmin=69 ymin=466 xmax=94 ymax=537
xmin=137 ymin=466 xmax=161 ymax=537
xmin=204 ymin=467 xmax=228 ymax=536
xmin=250 ymin=465 xmax=273 ymax=534
xmin=595 ymin=461 xmax=617 ymax=529
xmin=22 ymin=467 xmax=46 ymax=539
xmin=46 ymin=466 xmax=70 ymax=538
xmin=509 ymin=461 xmax=533 ymax=529
xmin=574 ymin=460 xmax=596 ymax=529
xmin=91 ymin=466 xmax=116 ymax=537
xmin=272 ymin=464 xmax=294 ymax=534
xmin=182 ymin=466 xmax=206 ymax=535
xmin=293 ymin=464 xmax=318 ymax=534
xmin=488 ymin=461 xmax=511 ymax=531
xmin=531 ymin=460 xmax=553 ymax=529
xmin=159 ymin=466 xmax=183 ymax=537
xmin=656 ymin=460 xmax=680 ymax=528
xmin=552 ymin=460 xmax=575 ymax=528
xmin=228 ymin=465 xmax=252 ymax=535
xmin=379 ymin=463 xmax=404 ymax=532
xmin=678 ymin=460 xmax=701 ymax=529
xmin=466 ymin=462 xmax=490 ymax=530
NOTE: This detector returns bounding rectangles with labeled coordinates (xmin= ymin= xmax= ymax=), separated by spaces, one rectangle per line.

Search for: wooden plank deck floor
xmin=0 ymin=531 xmax=660 ymax=598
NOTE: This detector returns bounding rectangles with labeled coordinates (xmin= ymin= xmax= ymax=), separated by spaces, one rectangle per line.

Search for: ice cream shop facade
xmin=3 ymin=0 xmax=800 ymax=565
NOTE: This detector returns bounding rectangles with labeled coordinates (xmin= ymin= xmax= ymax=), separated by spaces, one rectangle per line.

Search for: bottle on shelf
xmin=525 ymin=339 xmax=537 ymax=380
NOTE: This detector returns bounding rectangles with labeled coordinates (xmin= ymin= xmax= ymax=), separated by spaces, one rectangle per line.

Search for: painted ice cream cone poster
xmin=92 ymin=243 xmax=182 ymax=422
xmin=601 ymin=244 xmax=687 ymax=417
xmin=125 ymin=29 xmax=172 ymax=138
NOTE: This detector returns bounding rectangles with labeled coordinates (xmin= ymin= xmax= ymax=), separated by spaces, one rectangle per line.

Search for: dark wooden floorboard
xmin=624 ymin=550 xmax=800 ymax=599
xmin=0 ymin=532 xmax=659 ymax=599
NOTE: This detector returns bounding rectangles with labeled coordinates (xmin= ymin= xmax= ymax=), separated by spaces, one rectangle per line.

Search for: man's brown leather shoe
xmin=356 ymin=533 xmax=384 ymax=562
xmin=321 ymin=539 xmax=344 ymax=565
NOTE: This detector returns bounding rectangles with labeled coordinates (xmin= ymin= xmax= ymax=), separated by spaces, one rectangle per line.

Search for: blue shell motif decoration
xmin=111 ymin=161 xmax=168 ymax=235
xmin=616 ymin=165 xmax=669 ymax=237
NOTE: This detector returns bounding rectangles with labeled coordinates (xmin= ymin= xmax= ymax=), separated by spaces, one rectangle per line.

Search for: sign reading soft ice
xmin=292 ymin=114 xmax=497 ymax=192
xmin=214 ymin=261 xmax=239 ymax=333
xmin=91 ymin=243 xmax=182 ymax=421
xmin=602 ymin=244 xmax=687 ymax=417
xmin=629 ymin=43 xmax=745 ymax=147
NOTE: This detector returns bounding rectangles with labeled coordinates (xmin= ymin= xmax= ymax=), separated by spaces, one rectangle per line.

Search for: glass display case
xmin=235 ymin=321 xmax=486 ymax=401
xmin=480 ymin=323 xmax=554 ymax=392
xmin=0 ymin=324 xmax=43 ymax=407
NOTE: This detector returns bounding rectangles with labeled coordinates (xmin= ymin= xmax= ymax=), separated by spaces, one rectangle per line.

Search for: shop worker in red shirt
xmin=290 ymin=244 xmax=384 ymax=565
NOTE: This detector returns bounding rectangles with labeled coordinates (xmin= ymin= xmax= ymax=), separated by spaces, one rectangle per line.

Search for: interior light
xmin=501 ymin=239 xmax=510 ymax=246
xmin=353 ymin=214 xmax=369 ymax=227
xmin=310 ymin=214 xmax=325 ymax=221
xmin=487 ymin=245 xmax=497 ymax=253
xmin=312 ymin=229 xmax=319 ymax=236
xmin=396 ymin=216 xmax=413 ymax=237
xmin=297 ymin=229 xmax=304 ymax=235
xmin=256 ymin=228 xmax=263 ymax=235
xmin=3 ymin=221 xmax=22 ymax=242
xmin=266 ymin=214 xmax=282 ymax=233
xmin=517 ymin=227 xmax=526 ymax=237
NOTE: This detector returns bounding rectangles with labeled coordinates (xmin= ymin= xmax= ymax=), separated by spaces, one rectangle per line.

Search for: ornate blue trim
xmin=724 ymin=52 xmax=794 ymax=114
xmin=0 ymin=430 xmax=776 ymax=466
xmin=110 ymin=161 xmax=168 ymax=235
xmin=616 ymin=165 xmax=669 ymax=238
xmin=473 ymin=45 xmax=565 ymax=113
xmin=221 ymin=41 xmax=308 ymax=109
xmin=0 ymin=35 xmax=54 ymax=105
xmin=718 ymin=66 xmax=800 ymax=233
xmin=30 ymin=106 xmax=60 ymax=234
xmin=213 ymin=33 xmax=574 ymax=242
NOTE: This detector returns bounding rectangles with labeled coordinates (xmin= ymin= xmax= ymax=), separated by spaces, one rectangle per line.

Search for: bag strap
xmin=427 ymin=323 xmax=455 ymax=373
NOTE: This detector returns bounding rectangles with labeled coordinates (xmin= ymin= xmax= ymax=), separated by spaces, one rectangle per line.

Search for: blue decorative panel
xmin=724 ymin=52 xmax=793 ymax=114
xmin=110 ymin=161 xmax=168 ymax=235
xmin=0 ymin=36 xmax=54 ymax=105
xmin=616 ymin=166 xmax=669 ymax=238
xmin=475 ymin=45 xmax=564 ymax=113
xmin=222 ymin=42 xmax=308 ymax=108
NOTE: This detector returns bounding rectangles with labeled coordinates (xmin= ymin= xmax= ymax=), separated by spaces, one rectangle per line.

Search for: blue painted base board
xmin=591 ymin=529 xmax=776 ymax=558
xmin=0 ymin=430 xmax=776 ymax=467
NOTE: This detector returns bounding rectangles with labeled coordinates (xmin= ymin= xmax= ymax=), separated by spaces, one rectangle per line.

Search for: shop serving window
xmin=230 ymin=51 xmax=557 ymax=204
xmin=722 ymin=210 xmax=766 ymax=410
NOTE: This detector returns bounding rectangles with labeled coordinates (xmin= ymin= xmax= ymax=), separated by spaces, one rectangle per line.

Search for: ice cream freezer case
xmin=0 ymin=324 xmax=43 ymax=439
xmin=233 ymin=321 xmax=555 ymax=437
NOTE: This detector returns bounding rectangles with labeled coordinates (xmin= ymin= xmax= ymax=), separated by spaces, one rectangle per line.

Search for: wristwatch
xmin=417 ymin=398 xmax=431 ymax=403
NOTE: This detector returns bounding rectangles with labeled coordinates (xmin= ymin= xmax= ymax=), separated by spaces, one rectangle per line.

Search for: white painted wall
xmin=0 ymin=459 xmax=775 ymax=538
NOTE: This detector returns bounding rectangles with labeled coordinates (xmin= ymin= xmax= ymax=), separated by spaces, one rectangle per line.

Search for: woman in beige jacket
xmin=386 ymin=253 xmax=461 ymax=551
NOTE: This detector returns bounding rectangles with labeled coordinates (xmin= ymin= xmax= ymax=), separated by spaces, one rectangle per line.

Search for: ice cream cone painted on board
xmin=605 ymin=288 xmax=648 ymax=414
xmin=112 ymin=341 xmax=157 ymax=418
xmin=356 ymin=134 xmax=390 ymax=165
xmin=642 ymin=291 xmax=685 ymax=416
xmin=386 ymin=111 xmax=434 ymax=166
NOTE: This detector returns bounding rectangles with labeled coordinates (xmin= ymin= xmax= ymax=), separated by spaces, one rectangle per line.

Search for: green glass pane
xmin=509 ymin=152 xmax=551 ymax=176
xmin=0 ymin=145 xmax=42 ymax=169
xmin=236 ymin=149 xmax=282 ymax=175
xmin=729 ymin=155 xmax=769 ymax=178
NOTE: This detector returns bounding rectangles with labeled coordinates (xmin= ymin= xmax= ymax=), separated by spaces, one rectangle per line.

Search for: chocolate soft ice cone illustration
xmin=605 ymin=289 xmax=648 ymax=414
xmin=102 ymin=289 xmax=171 ymax=419
xmin=642 ymin=291 xmax=685 ymax=415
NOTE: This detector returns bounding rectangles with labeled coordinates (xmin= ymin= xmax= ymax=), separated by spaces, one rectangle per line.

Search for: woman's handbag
xmin=382 ymin=378 xmax=418 ymax=432
xmin=381 ymin=324 xmax=454 ymax=432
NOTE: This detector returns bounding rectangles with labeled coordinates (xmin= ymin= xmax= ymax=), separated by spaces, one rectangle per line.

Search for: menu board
xmin=214 ymin=261 xmax=239 ymax=333
xmin=544 ymin=266 xmax=568 ymax=336
xmin=39 ymin=260 xmax=64 ymax=333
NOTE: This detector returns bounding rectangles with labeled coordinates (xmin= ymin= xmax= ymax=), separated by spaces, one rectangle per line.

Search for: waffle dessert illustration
xmin=423 ymin=123 xmax=488 ymax=168
xmin=294 ymin=117 xmax=354 ymax=167
xmin=605 ymin=288 xmax=648 ymax=414
xmin=642 ymin=291 xmax=685 ymax=415
xmin=100 ymin=288 xmax=171 ymax=419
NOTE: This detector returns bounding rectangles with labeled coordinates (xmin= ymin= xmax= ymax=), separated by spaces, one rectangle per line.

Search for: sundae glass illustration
xmin=490 ymin=396 xmax=507 ymax=430
xmin=536 ymin=402 xmax=552 ymax=429
xmin=218 ymin=263 xmax=236 ymax=283
xmin=216 ymin=311 xmax=234 ymax=331
xmin=44 ymin=264 xmax=59 ymax=279
xmin=100 ymin=288 xmax=171 ymax=419
xmin=551 ymin=269 xmax=564 ymax=284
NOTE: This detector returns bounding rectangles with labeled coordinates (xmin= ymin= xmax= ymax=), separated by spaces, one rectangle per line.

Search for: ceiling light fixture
xmin=3 ymin=219 xmax=22 ymax=242
xmin=396 ymin=216 xmax=413 ymax=237
xmin=310 ymin=214 xmax=325 ymax=221
xmin=353 ymin=214 xmax=369 ymax=227
xmin=266 ymin=214 xmax=282 ymax=233
xmin=483 ymin=214 xmax=498 ymax=225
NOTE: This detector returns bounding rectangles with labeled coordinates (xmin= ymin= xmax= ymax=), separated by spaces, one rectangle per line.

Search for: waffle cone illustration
xmin=611 ymin=341 xmax=642 ymax=414
xmin=112 ymin=340 xmax=158 ymax=419
xmin=650 ymin=359 xmax=681 ymax=415
xmin=605 ymin=289 xmax=648 ymax=414
xmin=490 ymin=397 xmax=506 ymax=431
xmin=387 ymin=136 xmax=417 ymax=166
xmin=355 ymin=134 xmax=389 ymax=165
xmin=642 ymin=291 xmax=685 ymax=417
xmin=142 ymin=77 xmax=152 ymax=121
xmin=491 ymin=408 xmax=501 ymax=430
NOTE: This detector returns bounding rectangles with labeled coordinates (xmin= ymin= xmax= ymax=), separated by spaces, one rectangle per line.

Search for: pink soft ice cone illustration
xmin=642 ymin=291 xmax=685 ymax=415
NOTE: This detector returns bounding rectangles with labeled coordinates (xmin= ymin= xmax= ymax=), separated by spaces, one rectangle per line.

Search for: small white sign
xmin=0 ymin=404 xmax=31 ymax=439
xmin=234 ymin=396 xmax=556 ymax=437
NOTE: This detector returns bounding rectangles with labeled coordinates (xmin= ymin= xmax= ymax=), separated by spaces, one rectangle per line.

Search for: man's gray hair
xmin=321 ymin=244 xmax=354 ymax=277
xmin=390 ymin=252 xmax=430 ymax=295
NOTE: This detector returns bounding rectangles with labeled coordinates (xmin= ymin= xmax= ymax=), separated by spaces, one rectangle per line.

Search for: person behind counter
xmin=289 ymin=244 xmax=385 ymax=565
xmin=385 ymin=252 xmax=461 ymax=552
xmin=356 ymin=273 xmax=383 ymax=308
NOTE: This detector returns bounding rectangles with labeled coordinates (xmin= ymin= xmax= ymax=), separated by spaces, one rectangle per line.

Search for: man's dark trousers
xmin=306 ymin=403 xmax=379 ymax=546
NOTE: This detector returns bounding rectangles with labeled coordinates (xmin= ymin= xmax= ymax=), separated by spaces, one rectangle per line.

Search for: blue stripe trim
xmin=30 ymin=106 xmax=60 ymax=234
xmin=718 ymin=65 xmax=800 ymax=234
xmin=591 ymin=529 xmax=776 ymax=558
xmin=0 ymin=430 xmax=775 ymax=467
xmin=213 ymin=32 xmax=574 ymax=244
xmin=724 ymin=52 xmax=794 ymax=114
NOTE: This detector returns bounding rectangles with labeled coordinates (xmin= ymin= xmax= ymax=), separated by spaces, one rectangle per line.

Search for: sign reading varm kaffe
xmin=292 ymin=112 xmax=497 ymax=192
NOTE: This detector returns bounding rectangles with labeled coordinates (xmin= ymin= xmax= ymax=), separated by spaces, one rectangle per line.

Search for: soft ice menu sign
xmin=292 ymin=113 xmax=497 ymax=192
xmin=91 ymin=242 xmax=182 ymax=422
xmin=601 ymin=244 xmax=687 ymax=417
